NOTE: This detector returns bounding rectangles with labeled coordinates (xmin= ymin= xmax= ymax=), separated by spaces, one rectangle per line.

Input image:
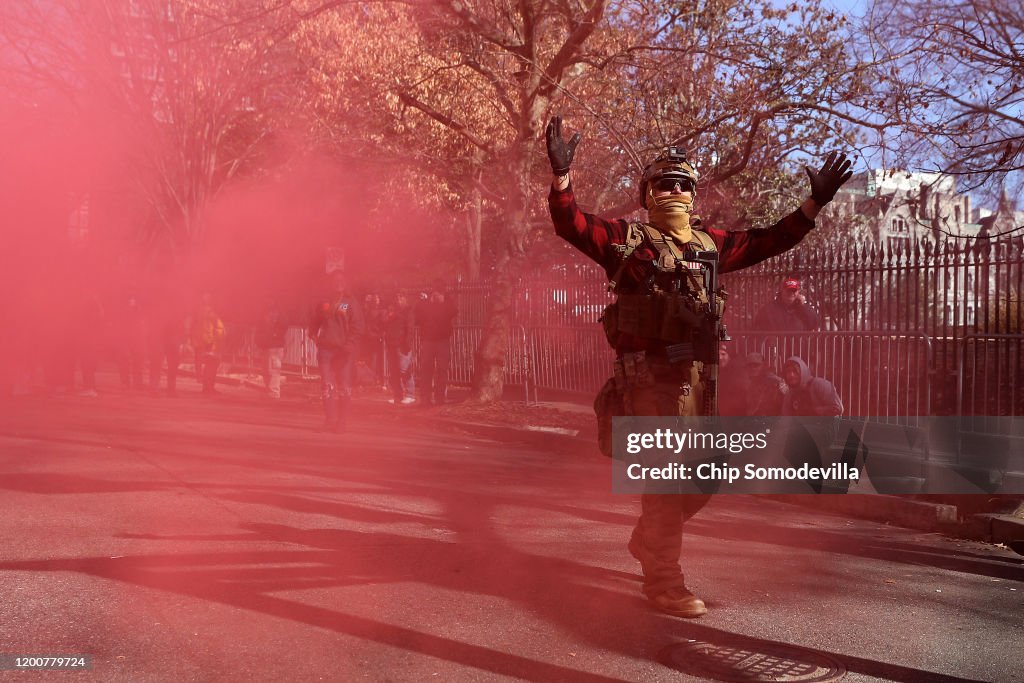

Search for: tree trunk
xmin=465 ymin=184 xmax=482 ymax=281
xmin=469 ymin=260 xmax=517 ymax=402
xmin=468 ymin=146 xmax=533 ymax=403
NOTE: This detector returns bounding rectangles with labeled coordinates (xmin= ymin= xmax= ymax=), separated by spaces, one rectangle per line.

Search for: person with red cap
xmin=753 ymin=276 xmax=822 ymax=332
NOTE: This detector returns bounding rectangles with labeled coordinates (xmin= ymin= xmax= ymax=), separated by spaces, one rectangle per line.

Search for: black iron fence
xmin=451 ymin=234 xmax=1022 ymax=334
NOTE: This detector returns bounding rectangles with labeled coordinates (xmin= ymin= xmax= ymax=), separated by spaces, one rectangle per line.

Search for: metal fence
xmin=247 ymin=321 xmax=1018 ymax=418
xmin=271 ymin=323 xmax=614 ymax=401
xmin=720 ymin=235 xmax=1024 ymax=335
xmin=283 ymin=327 xmax=316 ymax=375
xmin=225 ymin=233 xmax=1021 ymax=416
xmin=451 ymin=234 xmax=1020 ymax=416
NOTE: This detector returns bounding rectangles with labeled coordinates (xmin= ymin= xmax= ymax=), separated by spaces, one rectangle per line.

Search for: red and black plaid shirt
xmin=549 ymin=183 xmax=814 ymax=282
xmin=548 ymin=182 xmax=816 ymax=352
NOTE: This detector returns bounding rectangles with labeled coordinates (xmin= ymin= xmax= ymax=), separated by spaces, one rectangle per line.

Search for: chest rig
xmin=601 ymin=223 xmax=725 ymax=358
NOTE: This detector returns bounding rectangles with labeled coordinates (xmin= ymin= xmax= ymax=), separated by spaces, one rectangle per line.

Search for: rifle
xmin=685 ymin=249 xmax=729 ymax=417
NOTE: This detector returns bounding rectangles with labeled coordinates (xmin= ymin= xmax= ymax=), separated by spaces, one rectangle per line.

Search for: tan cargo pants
xmin=623 ymin=362 xmax=712 ymax=599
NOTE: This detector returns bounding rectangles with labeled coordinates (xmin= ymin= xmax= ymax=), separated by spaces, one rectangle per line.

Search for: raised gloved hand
xmin=805 ymin=151 xmax=853 ymax=206
xmin=545 ymin=115 xmax=581 ymax=176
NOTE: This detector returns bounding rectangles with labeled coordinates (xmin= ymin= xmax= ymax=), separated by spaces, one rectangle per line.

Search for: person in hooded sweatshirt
xmin=781 ymin=356 xmax=843 ymax=416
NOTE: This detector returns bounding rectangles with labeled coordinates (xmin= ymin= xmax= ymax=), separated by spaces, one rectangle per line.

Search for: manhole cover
xmin=659 ymin=639 xmax=847 ymax=682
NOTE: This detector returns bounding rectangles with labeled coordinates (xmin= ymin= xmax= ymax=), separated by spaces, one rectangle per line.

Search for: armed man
xmin=545 ymin=116 xmax=852 ymax=618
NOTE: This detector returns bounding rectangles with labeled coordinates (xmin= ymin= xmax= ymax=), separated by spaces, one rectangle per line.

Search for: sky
xmin=821 ymin=0 xmax=868 ymax=14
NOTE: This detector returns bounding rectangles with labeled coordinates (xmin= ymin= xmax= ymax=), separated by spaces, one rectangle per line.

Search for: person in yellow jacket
xmin=191 ymin=292 xmax=226 ymax=395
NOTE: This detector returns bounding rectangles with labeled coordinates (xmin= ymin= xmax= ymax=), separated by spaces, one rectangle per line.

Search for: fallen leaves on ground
xmin=439 ymin=401 xmax=593 ymax=432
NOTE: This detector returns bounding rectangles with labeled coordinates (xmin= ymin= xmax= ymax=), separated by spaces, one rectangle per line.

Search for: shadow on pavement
xmin=685 ymin=508 xmax=1024 ymax=582
xmin=658 ymin=622 xmax=996 ymax=683
xmin=1 ymin=391 xmax=1018 ymax=681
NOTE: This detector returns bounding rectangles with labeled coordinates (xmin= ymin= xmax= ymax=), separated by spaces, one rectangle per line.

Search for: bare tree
xmin=862 ymin=0 xmax=1024 ymax=203
xmin=0 ymin=0 xmax=301 ymax=254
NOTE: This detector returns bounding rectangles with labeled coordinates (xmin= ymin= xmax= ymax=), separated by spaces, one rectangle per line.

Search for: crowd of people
xmin=306 ymin=273 xmax=459 ymax=432
xmin=717 ymin=275 xmax=843 ymax=417
xmin=4 ymin=282 xmax=223 ymax=400
xmin=718 ymin=343 xmax=843 ymax=418
xmin=4 ymin=263 xmax=842 ymax=425
xmin=2 ymin=269 xmax=464 ymax=435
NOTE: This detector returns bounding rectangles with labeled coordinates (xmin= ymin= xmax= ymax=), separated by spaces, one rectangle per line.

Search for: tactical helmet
xmin=639 ymin=146 xmax=699 ymax=209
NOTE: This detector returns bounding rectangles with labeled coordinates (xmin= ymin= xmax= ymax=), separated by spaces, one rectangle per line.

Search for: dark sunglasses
xmin=651 ymin=176 xmax=695 ymax=193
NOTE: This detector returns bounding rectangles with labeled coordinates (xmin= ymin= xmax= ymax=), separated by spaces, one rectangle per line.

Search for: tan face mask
xmin=647 ymin=191 xmax=694 ymax=243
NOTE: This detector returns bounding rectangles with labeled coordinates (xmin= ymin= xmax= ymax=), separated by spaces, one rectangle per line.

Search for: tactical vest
xmin=601 ymin=223 xmax=724 ymax=351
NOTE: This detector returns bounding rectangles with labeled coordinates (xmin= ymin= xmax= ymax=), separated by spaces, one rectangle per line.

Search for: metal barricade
xmin=525 ymin=325 xmax=614 ymax=397
xmin=283 ymin=326 xmax=317 ymax=377
xmin=448 ymin=325 xmax=481 ymax=387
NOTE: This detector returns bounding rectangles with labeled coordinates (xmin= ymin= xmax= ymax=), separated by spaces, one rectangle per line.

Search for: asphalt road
xmin=0 ymin=379 xmax=1021 ymax=682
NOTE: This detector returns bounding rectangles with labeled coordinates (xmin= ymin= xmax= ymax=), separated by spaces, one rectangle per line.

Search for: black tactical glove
xmin=545 ymin=115 xmax=581 ymax=176
xmin=805 ymin=151 xmax=853 ymax=206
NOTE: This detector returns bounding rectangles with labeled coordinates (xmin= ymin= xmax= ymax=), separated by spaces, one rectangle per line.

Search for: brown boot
xmin=650 ymin=587 xmax=707 ymax=618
